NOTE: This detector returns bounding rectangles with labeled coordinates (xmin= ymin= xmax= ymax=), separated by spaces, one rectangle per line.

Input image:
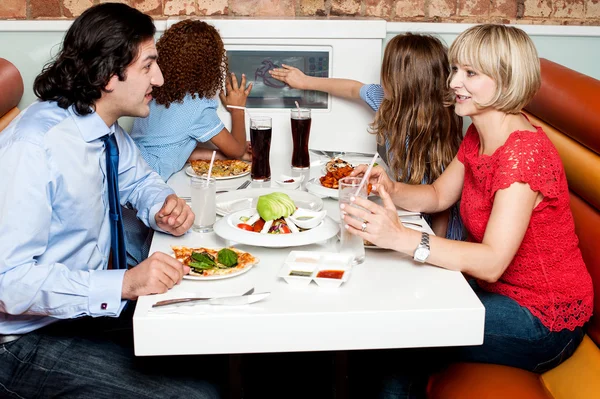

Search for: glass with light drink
xmin=250 ymin=116 xmax=272 ymax=181
xmin=290 ymin=108 xmax=311 ymax=169
xmin=338 ymin=176 xmax=366 ymax=265
xmin=190 ymin=176 xmax=216 ymax=232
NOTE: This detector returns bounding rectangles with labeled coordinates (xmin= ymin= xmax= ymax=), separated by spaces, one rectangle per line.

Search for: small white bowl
xmin=289 ymin=208 xmax=327 ymax=230
xmin=274 ymin=174 xmax=304 ymax=190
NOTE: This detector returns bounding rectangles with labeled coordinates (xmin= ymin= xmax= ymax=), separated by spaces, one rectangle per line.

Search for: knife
xmin=152 ymin=292 xmax=270 ymax=308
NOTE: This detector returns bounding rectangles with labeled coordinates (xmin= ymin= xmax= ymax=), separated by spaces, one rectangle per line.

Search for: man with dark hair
xmin=0 ymin=3 xmax=219 ymax=398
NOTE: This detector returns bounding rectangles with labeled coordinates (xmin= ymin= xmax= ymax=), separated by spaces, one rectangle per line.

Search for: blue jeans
xmin=0 ymin=307 xmax=221 ymax=399
xmin=375 ymin=281 xmax=585 ymax=399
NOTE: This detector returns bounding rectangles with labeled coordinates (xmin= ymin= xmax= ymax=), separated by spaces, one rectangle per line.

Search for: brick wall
xmin=1 ymin=0 xmax=599 ymax=25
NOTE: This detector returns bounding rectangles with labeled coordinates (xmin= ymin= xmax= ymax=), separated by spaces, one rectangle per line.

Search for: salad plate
xmin=215 ymin=188 xmax=323 ymax=216
xmin=214 ymin=208 xmax=339 ymax=248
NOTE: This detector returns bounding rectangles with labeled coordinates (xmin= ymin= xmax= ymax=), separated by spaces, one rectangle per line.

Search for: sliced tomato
xmin=280 ymin=225 xmax=291 ymax=234
xmin=237 ymin=223 xmax=254 ymax=231
xmin=253 ymin=218 xmax=266 ymax=232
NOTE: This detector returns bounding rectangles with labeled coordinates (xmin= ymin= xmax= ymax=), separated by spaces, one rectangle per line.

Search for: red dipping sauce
xmin=316 ymin=270 xmax=344 ymax=279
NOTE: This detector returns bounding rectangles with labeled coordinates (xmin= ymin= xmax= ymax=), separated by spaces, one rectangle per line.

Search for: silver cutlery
xmin=152 ymin=287 xmax=256 ymax=308
xmin=237 ymin=180 xmax=251 ymax=190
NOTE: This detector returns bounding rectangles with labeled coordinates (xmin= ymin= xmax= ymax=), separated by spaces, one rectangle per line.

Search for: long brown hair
xmin=371 ymin=33 xmax=462 ymax=184
xmin=153 ymin=20 xmax=227 ymax=107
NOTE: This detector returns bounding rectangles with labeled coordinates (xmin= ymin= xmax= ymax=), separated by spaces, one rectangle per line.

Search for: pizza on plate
xmin=172 ymin=246 xmax=259 ymax=277
xmin=190 ymin=159 xmax=251 ymax=178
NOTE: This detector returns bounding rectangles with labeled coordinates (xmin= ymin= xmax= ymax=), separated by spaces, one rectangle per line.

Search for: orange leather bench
xmin=0 ymin=58 xmax=24 ymax=131
xmin=427 ymin=59 xmax=600 ymax=399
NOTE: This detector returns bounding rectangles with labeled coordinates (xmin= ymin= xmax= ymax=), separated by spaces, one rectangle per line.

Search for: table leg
xmin=334 ymin=351 xmax=349 ymax=399
xmin=228 ymin=354 xmax=243 ymax=399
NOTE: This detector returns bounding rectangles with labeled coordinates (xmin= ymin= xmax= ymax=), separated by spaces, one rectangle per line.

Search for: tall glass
xmin=290 ymin=108 xmax=311 ymax=169
xmin=190 ymin=176 xmax=216 ymax=233
xmin=338 ymin=176 xmax=366 ymax=265
xmin=250 ymin=116 xmax=272 ymax=181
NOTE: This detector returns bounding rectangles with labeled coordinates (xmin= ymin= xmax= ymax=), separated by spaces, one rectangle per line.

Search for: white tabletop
xmin=133 ymin=153 xmax=485 ymax=356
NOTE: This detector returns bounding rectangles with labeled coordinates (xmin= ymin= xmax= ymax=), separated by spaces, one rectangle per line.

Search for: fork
xmin=152 ymin=287 xmax=255 ymax=307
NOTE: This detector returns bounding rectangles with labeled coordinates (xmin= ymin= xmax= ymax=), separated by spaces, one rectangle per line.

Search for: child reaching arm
xmin=188 ymin=73 xmax=252 ymax=163
xmin=270 ymin=34 xmax=464 ymax=240
xmin=130 ymin=19 xmax=252 ymax=182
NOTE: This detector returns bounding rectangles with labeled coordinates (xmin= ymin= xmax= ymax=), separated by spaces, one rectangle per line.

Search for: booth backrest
xmin=524 ymin=58 xmax=600 ymax=345
xmin=0 ymin=58 xmax=24 ymax=132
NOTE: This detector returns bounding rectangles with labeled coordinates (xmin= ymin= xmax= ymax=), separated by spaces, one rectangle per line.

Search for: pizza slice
xmin=172 ymin=246 xmax=259 ymax=277
xmin=190 ymin=159 xmax=251 ymax=178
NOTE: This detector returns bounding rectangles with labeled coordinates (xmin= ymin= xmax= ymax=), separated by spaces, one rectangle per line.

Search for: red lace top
xmin=457 ymin=124 xmax=593 ymax=331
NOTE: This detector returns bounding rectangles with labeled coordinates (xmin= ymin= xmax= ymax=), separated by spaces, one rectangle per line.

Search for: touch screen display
xmin=227 ymin=49 xmax=330 ymax=109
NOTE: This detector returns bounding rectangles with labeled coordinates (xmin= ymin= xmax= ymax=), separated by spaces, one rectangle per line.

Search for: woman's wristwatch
xmin=413 ymin=232 xmax=430 ymax=263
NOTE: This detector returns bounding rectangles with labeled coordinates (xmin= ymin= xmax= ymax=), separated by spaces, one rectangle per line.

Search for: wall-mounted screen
xmin=227 ymin=46 xmax=330 ymax=109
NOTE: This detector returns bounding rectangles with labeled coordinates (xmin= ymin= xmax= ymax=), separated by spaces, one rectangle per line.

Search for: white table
xmin=133 ymin=153 xmax=484 ymax=356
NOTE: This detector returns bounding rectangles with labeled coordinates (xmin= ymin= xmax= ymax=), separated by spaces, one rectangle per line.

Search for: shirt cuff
xmin=89 ymin=269 xmax=127 ymax=317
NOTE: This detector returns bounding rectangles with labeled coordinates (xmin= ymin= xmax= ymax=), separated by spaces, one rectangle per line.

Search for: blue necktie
xmin=102 ymin=134 xmax=127 ymax=270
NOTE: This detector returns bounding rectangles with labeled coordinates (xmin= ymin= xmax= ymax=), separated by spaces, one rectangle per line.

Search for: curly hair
xmin=153 ymin=20 xmax=227 ymax=107
xmin=33 ymin=3 xmax=156 ymax=116
xmin=371 ymin=33 xmax=463 ymax=185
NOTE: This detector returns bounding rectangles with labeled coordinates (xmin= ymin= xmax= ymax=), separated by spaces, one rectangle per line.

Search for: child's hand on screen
xmin=269 ymin=64 xmax=308 ymax=90
xmin=220 ymin=73 xmax=253 ymax=110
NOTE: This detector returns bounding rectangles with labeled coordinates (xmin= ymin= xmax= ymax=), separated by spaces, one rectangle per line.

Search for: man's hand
xmin=155 ymin=194 xmax=194 ymax=236
xmin=219 ymin=73 xmax=252 ymax=109
xmin=268 ymin=64 xmax=309 ymax=90
xmin=121 ymin=252 xmax=190 ymax=300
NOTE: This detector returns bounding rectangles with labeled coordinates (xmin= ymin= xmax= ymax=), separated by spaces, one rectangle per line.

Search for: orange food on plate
xmin=319 ymin=165 xmax=372 ymax=194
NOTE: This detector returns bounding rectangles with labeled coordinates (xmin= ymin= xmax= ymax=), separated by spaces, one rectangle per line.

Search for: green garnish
xmin=188 ymin=261 xmax=215 ymax=270
xmin=191 ymin=251 xmax=216 ymax=266
xmin=217 ymin=248 xmax=238 ymax=267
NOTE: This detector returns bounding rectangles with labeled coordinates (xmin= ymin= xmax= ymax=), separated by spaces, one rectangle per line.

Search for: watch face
xmin=414 ymin=247 xmax=429 ymax=262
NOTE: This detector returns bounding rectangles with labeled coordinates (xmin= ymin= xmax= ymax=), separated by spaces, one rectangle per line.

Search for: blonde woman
xmin=346 ymin=24 xmax=593 ymax=398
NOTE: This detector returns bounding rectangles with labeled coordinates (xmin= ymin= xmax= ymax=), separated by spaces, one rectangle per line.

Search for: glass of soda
xmin=290 ymin=108 xmax=312 ymax=169
xmin=250 ymin=116 xmax=272 ymax=181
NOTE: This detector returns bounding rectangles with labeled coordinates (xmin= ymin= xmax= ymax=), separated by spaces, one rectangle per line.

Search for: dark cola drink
xmin=291 ymin=108 xmax=312 ymax=169
xmin=250 ymin=117 xmax=272 ymax=181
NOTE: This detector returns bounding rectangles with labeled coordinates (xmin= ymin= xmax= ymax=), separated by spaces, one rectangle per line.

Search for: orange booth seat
xmin=427 ymin=59 xmax=600 ymax=399
xmin=0 ymin=58 xmax=24 ymax=132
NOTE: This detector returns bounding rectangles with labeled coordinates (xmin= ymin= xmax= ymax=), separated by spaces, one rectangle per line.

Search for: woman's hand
xmin=341 ymin=186 xmax=407 ymax=251
xmin=351 ymin=165 xmax=396 ymax=197
xmin=268 ymin=64 xmax=309 ymax=90
xmin=220 ymin=73 xmax=253 ymax=109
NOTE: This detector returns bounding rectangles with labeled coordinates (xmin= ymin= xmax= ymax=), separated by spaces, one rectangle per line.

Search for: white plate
xmin=185 ymin=166 xmax=250 ymax=181
xmin=184 ymin=264 xmax=255 ymax=281
xmin=215 ymin=188 xmax=324 ymax=216
xmin=306 ymin=177 xmax=338 ymax=199
xmin=214 ymin=208 xmax=339 ymax=248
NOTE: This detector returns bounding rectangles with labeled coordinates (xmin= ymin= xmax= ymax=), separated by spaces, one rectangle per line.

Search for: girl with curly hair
xmin=125 ymin=19 xmax=251 ymax=267
xmin=269 ymin=33 xmax=464 ymax=240
xmin=130 ymin=19 xmax=252 ymax=182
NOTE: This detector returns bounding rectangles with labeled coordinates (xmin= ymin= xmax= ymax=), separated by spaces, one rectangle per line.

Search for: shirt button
xmin=101 ymin=303 xmax=107 ymax=310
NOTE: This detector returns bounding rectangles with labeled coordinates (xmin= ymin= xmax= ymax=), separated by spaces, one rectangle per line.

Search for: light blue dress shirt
xmin=359 ymin=84 xmax=465 ymax=241
xmin=0 ymin=101 xmax=174 ymax=335
xmin=130 ymin=95 xmax=224 ymax=182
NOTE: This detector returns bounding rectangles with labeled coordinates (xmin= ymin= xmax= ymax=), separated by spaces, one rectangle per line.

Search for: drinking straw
xmin=206 ymin=150 xmax=217 ymax=186
xmin=355 ymin=153 xmax=379 ymax=196
xmin=294 ymin=101 xmax=301 ymax=112
xmin=226 ymin=104 xmax=254 ymax=120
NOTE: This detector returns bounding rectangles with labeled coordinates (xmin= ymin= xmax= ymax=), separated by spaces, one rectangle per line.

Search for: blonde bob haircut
xmin=448 ymin=24 xmax=541 ymax=114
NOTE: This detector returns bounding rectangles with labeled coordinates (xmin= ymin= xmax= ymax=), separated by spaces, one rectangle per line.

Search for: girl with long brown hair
xmin=270 ymin=33 xmax=464 ymax=240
